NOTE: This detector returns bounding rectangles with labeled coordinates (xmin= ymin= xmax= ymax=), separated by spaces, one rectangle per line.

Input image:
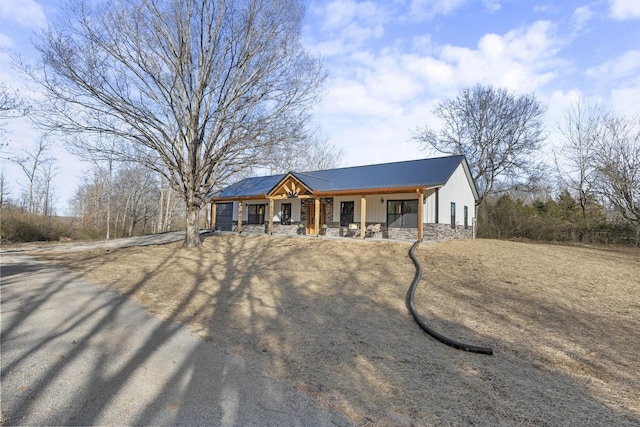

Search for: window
xmin=464 ymin=206 xmax=468 ymax=229
xmin=340 ymin=201 xmax=354 ymax=226
xmin=387 ymin=200 xmax=418 ymax=228
xmin=248 ymin=204 xmax=265 ymax=225
xmin=450 ymin=202 xmax=456 ymax=229
xmin=281 ymin=203 xmax=291 ymax=225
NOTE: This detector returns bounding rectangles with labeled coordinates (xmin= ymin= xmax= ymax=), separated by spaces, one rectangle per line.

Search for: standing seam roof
xmin=212 ymin=155 xmax=466 ymax=198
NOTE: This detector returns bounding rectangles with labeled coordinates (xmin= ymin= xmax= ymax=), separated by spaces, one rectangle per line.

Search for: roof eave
xmin=210 ymin=193 xmax=267 ymax=202
xmin=313 ymin=184 xmax=440 ymax=197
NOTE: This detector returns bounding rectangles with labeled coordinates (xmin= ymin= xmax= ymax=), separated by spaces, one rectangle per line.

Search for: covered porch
xmin=208 ymin=173 xmax=437 ymax=241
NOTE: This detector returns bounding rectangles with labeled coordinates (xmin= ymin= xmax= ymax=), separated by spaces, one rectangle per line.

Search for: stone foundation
xmin=424 ymin=223 xmax=473 ymax=240
xmin=230 ymin=220 xmax=474 ymax=241
xmin=272 ymin=223 xmax=302 ymax=235
xmin=241 ymin=223 xmax=268 ymax=234
xmin=386 ymin=227 xmax=418 ymax=241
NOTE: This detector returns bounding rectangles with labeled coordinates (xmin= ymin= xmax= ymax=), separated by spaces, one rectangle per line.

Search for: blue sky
xmin=1 ymin=0 xmax=639 ymax=213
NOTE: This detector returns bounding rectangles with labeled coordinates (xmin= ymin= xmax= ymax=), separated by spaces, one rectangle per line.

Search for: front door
xmin=306 ymin=202 xmax=326 ymax=235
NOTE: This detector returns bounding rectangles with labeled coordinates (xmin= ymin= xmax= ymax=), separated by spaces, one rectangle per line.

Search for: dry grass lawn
xmin=34 ymin=235 xmax=640 ymax=426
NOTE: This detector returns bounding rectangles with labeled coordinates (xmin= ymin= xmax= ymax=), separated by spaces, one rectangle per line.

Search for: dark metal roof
xmin=214 ymin=173 xmax=285 ymax=198
xmin=212 ymin=155 xmax=469 ymax=199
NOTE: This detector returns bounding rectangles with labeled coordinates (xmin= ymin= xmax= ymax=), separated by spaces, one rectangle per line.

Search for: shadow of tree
xmin=2 ymin=235 xmax=638 ymax=426
xmin=1 ymin=240 xmax=346 ymax=426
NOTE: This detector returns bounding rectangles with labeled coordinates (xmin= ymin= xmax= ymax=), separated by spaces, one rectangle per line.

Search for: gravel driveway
xmin=0 ymin=235 xmax=349 ymax=426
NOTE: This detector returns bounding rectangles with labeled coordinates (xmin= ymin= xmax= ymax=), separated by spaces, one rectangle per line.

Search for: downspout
xmin=435 ymin=188 xmax=439 ymax=223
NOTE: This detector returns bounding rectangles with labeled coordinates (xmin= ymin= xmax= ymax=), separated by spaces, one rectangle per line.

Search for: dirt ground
xmin=31 ymin=234 xmax=640 ymax=426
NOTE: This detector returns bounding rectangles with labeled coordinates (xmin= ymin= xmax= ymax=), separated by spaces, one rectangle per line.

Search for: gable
xmin=268 ymin=174 xmax=313 ymax=199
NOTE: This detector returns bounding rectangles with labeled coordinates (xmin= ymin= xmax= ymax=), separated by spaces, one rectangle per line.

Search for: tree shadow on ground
xmin=1 ymin=235 xmax=638 ymax=426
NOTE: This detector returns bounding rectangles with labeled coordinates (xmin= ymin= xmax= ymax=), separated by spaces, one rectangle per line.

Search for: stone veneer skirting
xmin=230 ymin=221 xmax=473 ymax=241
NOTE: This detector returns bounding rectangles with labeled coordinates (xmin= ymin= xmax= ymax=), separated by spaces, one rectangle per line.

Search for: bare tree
xmin=593 ymin=114 xmax=640 ymax=245
xmin=112 ymin=165 xmax=159 ymax=237
xmin=67 ymin=133 xmax=120 ymax=239
xmin=156 ymin=178 xmax=182 ymax=233
xmin=14 ymin=136 xmax=56 ymax=214
xmin=413 ymin=84 xmax=546 ymax=204
xmin=72 ymin=162 xmax=162 ymax=237
xmin=304 ymin=137 xmax=345 ymax=171
xmin=0 ymin=170 xmax=9 ymax=208
xmin=0 ymin=83 xmax=31 ymax=148
xmin=0 ymin=84 xmax=30 ymax=119
xmin=38 ymin=159 xmax=57 ymax=216
xmin=554 ymin=99 xmax=607 ymax=221
xmin=25 ymin=0 xmax=325 ymax=247
xmin=265 ymin=132 xmax=345 ymax=174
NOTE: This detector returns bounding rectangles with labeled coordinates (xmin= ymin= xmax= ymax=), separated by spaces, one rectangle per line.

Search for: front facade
xmin=207 ymin=155 xmax=478 ymax=241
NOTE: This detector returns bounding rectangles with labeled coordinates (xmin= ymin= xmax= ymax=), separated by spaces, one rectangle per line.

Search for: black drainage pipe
xmin=406 ymin=241 xmax=493 ymax=355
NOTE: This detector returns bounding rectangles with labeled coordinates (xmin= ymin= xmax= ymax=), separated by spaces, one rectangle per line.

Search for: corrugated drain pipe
xmin=406 ymin=241 xmax=493 ymax=355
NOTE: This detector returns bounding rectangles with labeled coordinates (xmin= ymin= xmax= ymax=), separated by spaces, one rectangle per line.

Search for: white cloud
xmin=0 ymin=33 xmax=15 ymax=49
xmin=483 ymin=0 xmax=502 ymax=12
xmin=310 ymin=18 xmax=568 ymax=167
xmin=533 ymin=4 xmax=560 ymax=14
xmin=409 ymin=0 xmax=467 ymax=17
xmin=431 ymin=21 xmax=563 ymax=92
xmin=610 ymin=86 xmax=640 ymax=114
xmin=586 ymin=50 xmax=640 ymax=80
xmin=608 ymin=0 xmax=640 ymax=20
xmin=0 ymin=0 xmax=47 ymax=29
xmin=571 ymin=5 xmax=595 ymax=33
xmin=409 ymin=0 xmax=502 ymax=18
xmin=311 ymin=0 xmax=388 ymax=55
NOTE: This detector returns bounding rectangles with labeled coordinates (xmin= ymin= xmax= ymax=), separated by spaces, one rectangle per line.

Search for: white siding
xmin=270 ymin=199 xmax=302 ymax=222
xmin=226 ymin=163 xmax=476 ymax=228
xmin=434 ymin=163 xmax=476 ymax=226
xmin=232 ymin=200 xmax=302 ymax=222
xmin=333 ymin=193 xmax=421 ymax=223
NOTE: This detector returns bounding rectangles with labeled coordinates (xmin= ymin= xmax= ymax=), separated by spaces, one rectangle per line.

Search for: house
xmin=207 ymin=155 xmax=479 ymax=241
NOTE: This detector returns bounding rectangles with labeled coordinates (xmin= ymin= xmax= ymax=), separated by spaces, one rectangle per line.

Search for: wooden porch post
xmin=417 ymin=189 xmax=424 ymax=242
xmin=269 ymin=198 xmax=274 ymax=235
xmin=314 ymin=197 xmax=320 ymax=236
xmin=238 ymin=201 xmax=243 ymax=232
xmin=211 ymin=202 xmax=217 ymax=231
xmin=360 ymin=195 xmax=366 ymax=239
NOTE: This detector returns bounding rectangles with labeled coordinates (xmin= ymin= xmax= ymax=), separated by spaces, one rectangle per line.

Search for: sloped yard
xmin=33 ymin=235 xmax=640 ymax=426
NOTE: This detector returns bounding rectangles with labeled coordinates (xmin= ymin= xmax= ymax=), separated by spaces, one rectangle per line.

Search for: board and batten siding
xmin=432 ymin=163 xmax=476 ymax=226
xmin=230 ymin=199 xmax=303 ymax=222
xmin=269 ymin=199 xmax=302 ymax=223
xmin=332 ymin=193 xmax=422 ymax=224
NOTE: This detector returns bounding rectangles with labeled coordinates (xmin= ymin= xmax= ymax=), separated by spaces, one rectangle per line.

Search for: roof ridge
xmin=301 ymin=154 xmax=464 ymax=174
xmin=291 ymin=171 xmax=334 ymax=182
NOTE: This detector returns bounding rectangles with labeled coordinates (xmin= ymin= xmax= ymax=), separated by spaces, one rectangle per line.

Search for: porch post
xmin=211 ymin=202 xmax=217 ymax=231
xmin=417 ymin=189 xmax=424 ymax=242
xmin=314 ymin=197 xmax=320 ymax=236
xmin=238 ymin=201 xmax=243 ymax=232
xmin=269 ymin=198 xmax=274 ymax=235
xmin=360 ymin=195 xmax=366 ymax=239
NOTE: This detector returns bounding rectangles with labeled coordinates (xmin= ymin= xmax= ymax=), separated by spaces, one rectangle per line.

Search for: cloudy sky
xmin=1 ymin=0 xmax=639 ymax=213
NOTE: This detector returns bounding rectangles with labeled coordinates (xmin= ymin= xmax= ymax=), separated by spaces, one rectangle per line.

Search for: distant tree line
xmin=414 ymin=86 xmax=639 ymax=247
xmin=479 ymin=191 xmax=636 ymax=245
xmin=70 ymin=163 xmax=185 ymax=239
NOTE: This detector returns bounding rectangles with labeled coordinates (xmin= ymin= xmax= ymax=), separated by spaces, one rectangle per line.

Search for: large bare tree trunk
xmin=184 ymin=204 xmax=200 ymax=248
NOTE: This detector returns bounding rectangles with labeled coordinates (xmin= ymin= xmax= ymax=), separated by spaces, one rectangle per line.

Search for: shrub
xmin=0 ymin=208 xmax=70 ymax=243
